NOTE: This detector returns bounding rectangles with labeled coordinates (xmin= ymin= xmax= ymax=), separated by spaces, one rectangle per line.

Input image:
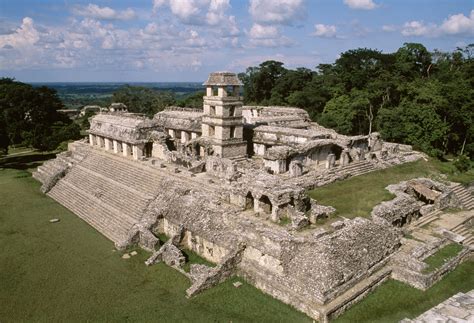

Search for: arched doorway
xmin=259 ymin=195 xmax=272 ymax=214
xmin=245 ymin=192 xmax=254 ymax=210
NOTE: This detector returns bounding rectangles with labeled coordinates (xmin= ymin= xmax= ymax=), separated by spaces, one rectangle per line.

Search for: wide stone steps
xmin=452 ymin=184 xmax=474 ymax=210
xmin=412 ymin=210 xmax=442 ymax=228
xmin=33 ymin=155 xmax=71 ymax=184
xmin=80 ymin=154 xmax=162 ymax=195
xmin=341 ymin=161 xmax=375 ymax=177
xmin=65 ymin=166 xmax=150 ymax=221
xmin=48 ymin=180 xmax=133 ymax=243
xmin=451 ymin=223 xmax=474 ymax=248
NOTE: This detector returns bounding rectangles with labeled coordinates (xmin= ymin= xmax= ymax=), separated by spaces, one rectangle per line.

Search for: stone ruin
xmin=31 ymin=71 xmax=470 ymax=322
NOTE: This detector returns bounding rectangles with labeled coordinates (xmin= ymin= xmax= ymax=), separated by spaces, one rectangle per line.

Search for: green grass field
xmin=335 ymin=260 xmax=474 ymax=323
xmin=0 ymin=167 xmax=310 ymax=322
xmin=308 ymin=159 xmax=474 ymax=219
xmin=1 ymin=152 xmax=473 ymax=322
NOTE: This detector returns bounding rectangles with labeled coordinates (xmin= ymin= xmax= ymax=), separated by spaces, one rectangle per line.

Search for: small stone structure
xmin=33 ymin=71 xmax=439 ymax=322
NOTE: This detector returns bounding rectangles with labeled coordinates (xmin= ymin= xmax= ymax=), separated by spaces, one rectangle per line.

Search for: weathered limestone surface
xmin=186 ymin=243 xmax=246 ymax=297
xmin=401 ymin=290 xmax=474 ymax=322
xmin=35 ymin=72 xmax=440 ymax=321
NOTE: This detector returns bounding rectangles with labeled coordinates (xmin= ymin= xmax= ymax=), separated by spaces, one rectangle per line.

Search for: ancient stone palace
xmin=33 ymin=72 xmax=473 ymax=322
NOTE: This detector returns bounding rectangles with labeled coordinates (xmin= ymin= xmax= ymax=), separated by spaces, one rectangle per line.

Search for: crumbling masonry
xmin=33 ymin=72 xmax=472 ymax=322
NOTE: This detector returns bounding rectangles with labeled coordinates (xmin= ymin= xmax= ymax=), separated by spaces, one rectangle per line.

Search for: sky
xmin=0 ymin=0 xmax=473 ymax=82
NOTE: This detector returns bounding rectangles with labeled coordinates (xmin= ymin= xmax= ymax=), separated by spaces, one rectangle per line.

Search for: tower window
xmin=228 ymin=106 xmax=235 ymax=117
xmin=209 ymin=125 xmax=215 ymax=137
xmin=210 ymin=106 xmax=216 ymax=115
xmin=212 ymin=86 xmax=218 ymax=96
xmin=230 ymin=126 xmax=236 ymax=138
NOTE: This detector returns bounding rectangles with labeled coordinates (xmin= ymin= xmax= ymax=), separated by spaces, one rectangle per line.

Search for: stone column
xmin=191 ymin=132 xmax=198 ymax=139
xmin=326 ymin=153 xmax=335 ymax=169
xmin=168 ymin=129 xmax=175 ymax=138
xmin=89 ymin=134 xmax=95 ymax=146
xmin=104 ymin=138 xmax=112 ymax=151
xmin=132 ymin=145 xmax=143 ymax=160
xmin=181 ymin=131 xmax=188 ymax=144
xmin=123 ymin=143 xmax=131 ymax=157
xmin=341 ymin=150 xmax=350 ymax=166
xmin=113 ymin=140 xmax=120 ymax=154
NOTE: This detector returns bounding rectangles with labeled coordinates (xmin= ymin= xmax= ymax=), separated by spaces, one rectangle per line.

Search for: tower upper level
xmin=203 ymin=72 xmax=242 ymax=98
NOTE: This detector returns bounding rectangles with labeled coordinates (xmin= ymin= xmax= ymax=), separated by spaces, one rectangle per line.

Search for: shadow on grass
xmin=0 ymin=152 xmax=57 ymax=170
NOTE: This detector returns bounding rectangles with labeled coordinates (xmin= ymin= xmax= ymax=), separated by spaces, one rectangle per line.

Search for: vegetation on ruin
xmin=422 ymin=243 xmax=464 ymax=273
xmin=335 ymin=260 xmax=474 ymax=323
xmin=308 ymin=158 xmax=474 ymax=219
xmin=239 ymin=43 xmax=474 ymax=160
xmin=155 ymin=233 xmax=216 ymax=272
xmin=0 ymin=164 xmax=311 ymax=323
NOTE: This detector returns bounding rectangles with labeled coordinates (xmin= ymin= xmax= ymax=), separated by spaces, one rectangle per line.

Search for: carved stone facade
xmin=33 ymin=71 xmax=449 ymax=322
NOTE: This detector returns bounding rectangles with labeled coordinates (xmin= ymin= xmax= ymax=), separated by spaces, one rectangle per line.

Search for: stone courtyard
xmin=32 ymin=72 xmax=474 ymax=322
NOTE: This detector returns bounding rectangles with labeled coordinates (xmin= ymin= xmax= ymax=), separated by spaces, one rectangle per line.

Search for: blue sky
xmin=0 ymin=0 xmax=473 ymax=82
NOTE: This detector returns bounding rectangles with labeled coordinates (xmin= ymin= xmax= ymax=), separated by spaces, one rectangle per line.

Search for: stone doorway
xmin=144 ymin=142 xmax=153 ymax=158
xmin=259 ymin=195 xmax=272 ymax=214
xmin=245 ymin=192 xmax=254 ymax=210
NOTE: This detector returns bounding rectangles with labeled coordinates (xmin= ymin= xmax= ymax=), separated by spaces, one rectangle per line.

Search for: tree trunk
xmin=461 ymin=134 xmax=467 ymax=155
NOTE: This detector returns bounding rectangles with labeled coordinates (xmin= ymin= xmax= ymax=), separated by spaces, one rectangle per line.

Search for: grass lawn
xmin=308 ymin=159 xmax=474 ymax=219
xmin=422 ymin=243 xmax=464 ymax=273
xmin=0 ymin=167 xmax=311 ymax=322
xmin=1 ymin=151 xmax=473 ymax=323
xmin=335 ymin=260 xmax=474 ymax=323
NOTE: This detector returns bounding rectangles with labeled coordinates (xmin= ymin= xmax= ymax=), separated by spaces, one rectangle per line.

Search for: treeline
xmin=111 ymin=86 xmax=204 ymax=117
xmin=0 ymin=78 xmax=82 ymax=154
xmin=238 ymin=43 xmax=474 ymax=158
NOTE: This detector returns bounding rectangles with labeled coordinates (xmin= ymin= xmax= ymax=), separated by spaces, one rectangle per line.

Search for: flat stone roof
xmin=254 ymin=125 xmax=330 ymax=138
xmin=203 ymin=72 xmax=242 ymax=86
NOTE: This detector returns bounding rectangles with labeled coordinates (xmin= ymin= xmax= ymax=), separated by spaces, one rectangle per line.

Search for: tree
xmin=0 ymin=78 xmax=79 ymax=151
xmin=112 ymin=86 xmax=175 ymax=117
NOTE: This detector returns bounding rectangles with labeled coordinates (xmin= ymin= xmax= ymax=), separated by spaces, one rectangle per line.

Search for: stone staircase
xmin=46 ymin=152 xmax=166 ymax=244
xmin=411 ymin=210 xmax=443 ymax=229
xmin=32 ymin=152 xmax=73 ymax=184
xmin=451 ymin=223 xmax=474 ymax=248
xmin=341 ymin=160 xmax=376 ymax=177
xmin=451 ymin=183 xmax=474 ymax=210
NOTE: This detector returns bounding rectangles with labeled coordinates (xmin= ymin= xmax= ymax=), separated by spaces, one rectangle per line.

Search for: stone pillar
xmin=168 ymin=129 xmax=175 ymax=138
xmin=289 ymin=160 xmax=303 ymax=177
xmin=89 ymin=134 xmax=95 ymax=146
xmin=341 ymin=150 xmax=350 ymax=166
xmin=181 ymin=131 xmax=189 ymax=144
xmin=123 ymin=143 xmax=131 ymax=158
xmin=113 ymin=140 xmax=120 ymax=154
xmin=326 ymin=153 xmax=335 ymax=169
xmin=104 ymin=138 xmax=112 ymax=151
xmin=191 ymin=132 xmax=198 ymax=139
xmin=132 ymin=145 xmax=143 ymax=160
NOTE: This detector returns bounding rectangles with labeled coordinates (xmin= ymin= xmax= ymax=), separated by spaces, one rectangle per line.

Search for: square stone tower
xmin=201 ymin=72 xmax=247 ymax=158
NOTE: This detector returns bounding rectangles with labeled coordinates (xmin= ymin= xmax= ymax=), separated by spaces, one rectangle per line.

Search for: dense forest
xmin=0 ymin=78 xmax=81 ymax=154
xmin=239 ymin=43 xmax=474 ymax=160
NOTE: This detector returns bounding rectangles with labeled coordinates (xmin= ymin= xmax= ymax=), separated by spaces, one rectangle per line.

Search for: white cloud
xmin=312 ymin=24 xmax=337 ymax=38
xmin=343 ymin=0 xmax=377 ymax=10
xmin=401 ymin=10 xmax=474 ymax=37
xmin=382 ymin=25 xmax=397 ymax=32
xmin=249 ymin=23 xmax=279 ymax=39
xmin=249 ymin=0 xmax=305 ymax=25
xmin=152 ymin=0 xmax=239 ymax=36
xmin=439 ymin=10 xmax=474 ymax=35
xmin=401 ymin=21 xmax=436 ymax=36
xmin=73 ymin=4 xmax=136 ymax=20
xmin=247 ymin=23 xmax=293 ymax=47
